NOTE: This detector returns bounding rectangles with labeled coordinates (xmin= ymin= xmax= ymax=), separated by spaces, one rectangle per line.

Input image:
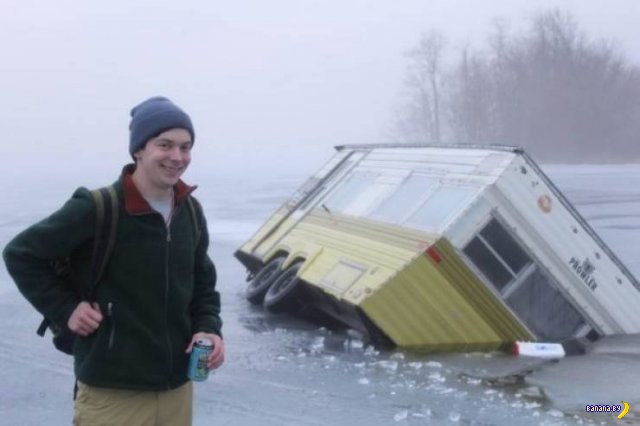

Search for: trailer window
xmin=369 ymin=174 xmax=436 ymax=223
xmin=463 ymin=217 xmax=587 ymax=340
xmin=407 ymin=186 xmax=475 ymax=232
xmin=505 ymin=269 xmax=586 ymax=340
xmin=480 ymin=219 xmax=529 ymax=274
xmin=463 ymin=218 xmax=532 ymax=291
xmin=463 ymin=236 xmax=513 ymax=291
xmin=463 ymin=218 xmax=531 ymax=291
xmin=323 ymin=172 xmax=376 ymax=213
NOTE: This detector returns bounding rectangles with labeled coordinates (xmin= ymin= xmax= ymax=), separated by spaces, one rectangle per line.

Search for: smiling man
xmin=3 ymin=96 xmax=224 ymax=425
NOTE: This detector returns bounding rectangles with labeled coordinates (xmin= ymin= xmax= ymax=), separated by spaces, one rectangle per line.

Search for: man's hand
xmin=67 ymin=301 xmax=103 ymax=336
xmin=185 ymin=332 xmax=225 ymax=370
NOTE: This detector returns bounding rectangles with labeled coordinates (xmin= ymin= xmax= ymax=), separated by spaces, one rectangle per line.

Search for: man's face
xmin=134 ymin=128 xmax=192 ymax=190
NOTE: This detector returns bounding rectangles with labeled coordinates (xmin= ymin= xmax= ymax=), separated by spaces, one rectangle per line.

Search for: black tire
xmin=245 ymin=257 xmax=286 ymax=305
xmin=264 ymin=262 xmax=303 ymax=313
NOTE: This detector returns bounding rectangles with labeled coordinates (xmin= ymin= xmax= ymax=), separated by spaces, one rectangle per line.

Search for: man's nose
xmin=168 ymin=146 xmax=184 ymax=160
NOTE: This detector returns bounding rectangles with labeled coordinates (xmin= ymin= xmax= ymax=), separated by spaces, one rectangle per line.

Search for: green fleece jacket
xmin=2 ymin=165 xmax=222 ymax=390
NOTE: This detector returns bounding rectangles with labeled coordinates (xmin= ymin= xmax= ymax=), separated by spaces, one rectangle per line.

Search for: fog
xmin=3 ymin=4 xmax=640 ymax=422
xmin=2 ymin=0 xmax=640 ymax=184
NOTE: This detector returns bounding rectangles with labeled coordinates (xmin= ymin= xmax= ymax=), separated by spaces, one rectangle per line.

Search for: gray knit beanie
xmin=129 ymin=96 xmax=195 ymax=158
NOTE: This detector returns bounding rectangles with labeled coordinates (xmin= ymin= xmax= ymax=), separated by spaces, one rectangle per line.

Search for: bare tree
xmin=495 ymin=10 xmax=640 ymax=161
xmin=448 ymin=46 xmax=496 ymax=144
xmin=394 ymin=9 xmax=640 ymax=162
xmin=395 ymin=31 xmax=447 ymax=144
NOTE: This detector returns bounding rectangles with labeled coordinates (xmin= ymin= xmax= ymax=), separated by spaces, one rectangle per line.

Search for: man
xmin=3 ymin=96 xmax=224 ymax=425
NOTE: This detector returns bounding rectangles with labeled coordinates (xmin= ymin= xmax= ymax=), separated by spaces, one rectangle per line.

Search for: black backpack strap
xmin=86 ymin=185 xmax=119 ymax=299
xmin=186 ymin=196 xmax=202 ymax=249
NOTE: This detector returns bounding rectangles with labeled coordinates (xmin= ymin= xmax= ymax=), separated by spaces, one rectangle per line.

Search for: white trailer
xmin=235 ymin=145 xmax=640 ymax=351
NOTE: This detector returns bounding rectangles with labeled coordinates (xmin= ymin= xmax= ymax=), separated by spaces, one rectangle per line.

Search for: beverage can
xmin=187 ymin=338 xmax=214 ymax=381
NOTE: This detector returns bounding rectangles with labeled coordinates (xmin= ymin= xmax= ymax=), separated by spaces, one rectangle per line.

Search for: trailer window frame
xmin=462 ymin=215 xmax=588 ymax=340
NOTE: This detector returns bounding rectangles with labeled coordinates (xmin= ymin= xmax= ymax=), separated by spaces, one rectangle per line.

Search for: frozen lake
xmin=1 ymin=163 xmax=640 ymax=425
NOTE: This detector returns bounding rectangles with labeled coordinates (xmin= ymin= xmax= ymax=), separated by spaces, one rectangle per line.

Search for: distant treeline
xmin=394 ymin=10 xmax=640 ymax=163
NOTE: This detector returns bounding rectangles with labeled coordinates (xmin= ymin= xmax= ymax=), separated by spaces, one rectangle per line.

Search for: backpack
xmin=37 ymin=186 xmax=203 ymax=355
xmin=36 ymin=186 xmax=119 ymax=354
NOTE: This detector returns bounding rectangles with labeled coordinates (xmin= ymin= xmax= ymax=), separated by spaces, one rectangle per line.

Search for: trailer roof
xmin=334 ymin=143 xmax=523 ymax=153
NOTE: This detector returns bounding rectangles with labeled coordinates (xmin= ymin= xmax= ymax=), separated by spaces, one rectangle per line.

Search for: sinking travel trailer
xmin=234 ymin=144 xmax=640 ymax=352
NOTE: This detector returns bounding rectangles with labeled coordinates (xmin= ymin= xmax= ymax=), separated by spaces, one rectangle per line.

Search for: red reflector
xmin=426 ymin=246 xmax=443 ymax=264
xmin=512 ymin=342 xmax=519 ymax=356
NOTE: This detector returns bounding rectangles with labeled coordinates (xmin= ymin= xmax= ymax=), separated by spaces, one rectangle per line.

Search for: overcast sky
xmin=2 ymin=0 xmax=639 ymax=182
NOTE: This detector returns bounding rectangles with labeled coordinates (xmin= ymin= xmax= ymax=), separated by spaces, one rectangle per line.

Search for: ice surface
xmin=1 ymin=165 xmax=639 ymax=425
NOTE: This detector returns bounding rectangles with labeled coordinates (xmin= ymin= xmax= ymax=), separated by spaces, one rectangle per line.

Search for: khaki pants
xmin=73 ymin=381 xmax=193 ymax=426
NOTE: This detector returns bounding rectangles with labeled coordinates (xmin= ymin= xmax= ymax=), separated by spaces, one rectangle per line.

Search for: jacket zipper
xmin=107 ymin=302 xmax=115 ymax=350
xmin=133 ymin=208 xmax=175 ymax=387
xmin=164 ymin=221 xmax=173 ymax=388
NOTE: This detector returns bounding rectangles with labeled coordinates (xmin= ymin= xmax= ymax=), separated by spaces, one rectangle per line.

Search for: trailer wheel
xmin=264 ymin=262 xmax=303 ymax=313
xmin=245 ymin=257 xmax=286 ymax=305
